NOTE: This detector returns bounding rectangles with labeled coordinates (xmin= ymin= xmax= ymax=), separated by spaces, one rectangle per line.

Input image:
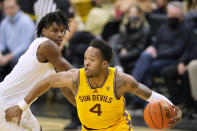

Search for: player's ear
xmin=102 ymin=60 xmax=108 ymax=68
xmin=42 ymin=28 xmax=47 ymax=36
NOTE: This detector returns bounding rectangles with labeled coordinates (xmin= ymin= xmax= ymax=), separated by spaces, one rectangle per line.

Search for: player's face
xmin=84 ymin=47 xmax=104 ymax=78
xmin=42 ymin=22 xmax=66 ymax=46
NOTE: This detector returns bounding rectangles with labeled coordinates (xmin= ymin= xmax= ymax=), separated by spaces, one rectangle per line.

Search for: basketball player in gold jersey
xmin=5 ymin=40 xmax=182 ymax=131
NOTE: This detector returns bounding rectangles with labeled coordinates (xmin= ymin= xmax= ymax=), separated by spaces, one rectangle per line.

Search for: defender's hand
xmin=5 ymin=105 xmax=22 ymax=125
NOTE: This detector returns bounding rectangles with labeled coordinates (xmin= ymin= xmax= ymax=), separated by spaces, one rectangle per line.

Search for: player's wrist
xmin=17 ymin=99 xmax=29 ymax=111
xmin=147 ymin=91 xmax=173 ymax=105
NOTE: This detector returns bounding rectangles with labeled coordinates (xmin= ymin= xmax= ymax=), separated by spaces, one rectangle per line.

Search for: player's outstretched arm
xmin=115 ymin=71 xmax=172 ymax=103
xmin=5 ymin=69 xmax=79 ymax=124
xmin=115 ymin=71 xmax=182 ymax=128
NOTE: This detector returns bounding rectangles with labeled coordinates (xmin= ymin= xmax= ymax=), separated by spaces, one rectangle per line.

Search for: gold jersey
xmin=76 ymin=67 xmax=132 ymax=130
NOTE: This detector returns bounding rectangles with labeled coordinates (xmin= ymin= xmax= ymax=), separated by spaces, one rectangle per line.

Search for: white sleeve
xmin=147 ymin=91 xmax=173 ymax=105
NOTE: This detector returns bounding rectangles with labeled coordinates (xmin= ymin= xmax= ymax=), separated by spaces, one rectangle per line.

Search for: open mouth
xmin=55 ymin=40 xmax=62 ymax=45
xmin=85 ymin=68 xmax=89 ymax=73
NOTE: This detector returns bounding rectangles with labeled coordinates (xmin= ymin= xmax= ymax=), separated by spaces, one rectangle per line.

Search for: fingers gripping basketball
xmin=144 ymin=100 xmax=176 ymax=129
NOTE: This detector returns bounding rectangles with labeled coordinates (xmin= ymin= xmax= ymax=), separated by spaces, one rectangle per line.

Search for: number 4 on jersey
xmin=89 ymin=104 xmax=102 ymax=116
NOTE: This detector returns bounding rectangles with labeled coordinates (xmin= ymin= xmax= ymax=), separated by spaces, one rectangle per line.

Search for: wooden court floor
xmin=38 ymin=116 xmax=190 ymax=131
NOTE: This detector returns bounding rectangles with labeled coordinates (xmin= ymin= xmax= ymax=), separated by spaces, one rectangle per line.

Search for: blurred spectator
xmin=84 ymin=0 xmax=115 ymax=38
xmin=146 ymin=14 xmax=168 ymax=44
xmin=132 ymin=1 xmax=190 ymax=86
xmin=101 ymin=20 xmax=120 ymax=41
xmin=109 ymin=5 xmax=150 ymax=74
xmin=147 ymin=0 xmax=168 ymax=40
xmin=184 ymin=0 xmax=197 ymax=12
xmin=130 ymin=1 xmax=192 ymax=110
xmin=188 ymin=60 xmax=197 ymax=102
xmin=0 ymin=0 xmax=35 ymax=81
xmin=70 ymin=0 xmax=93 ymax=23
xmin=162 ymin=32 xmax=196 ymax=112
xmin=0 ymin=0 xmax=4 ymax=22
xmin=184 ymin=0 xmax=197 ymax=32
xmin=152 ymin=0 xmax=169 ymax=15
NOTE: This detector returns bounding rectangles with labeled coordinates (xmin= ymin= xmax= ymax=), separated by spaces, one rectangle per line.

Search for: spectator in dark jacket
xmin=162 ymin=32 xmax=197 ymax=114
xmin=132 ymin=1 xmax=191 ymax=86
xmin=130 ymin=1 xmax=193 ymax=109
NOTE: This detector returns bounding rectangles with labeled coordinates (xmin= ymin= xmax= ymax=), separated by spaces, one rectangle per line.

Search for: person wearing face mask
xmin=109 ymin=5 xmax=150 ymax=74
xmin=161 ymin=32 xmax=197 ymax=119
xmin=131 ymin=1 xmax=192 ymax=94
xmin=168 ymin=16 xmax=180 ymax=28
xmin=107 ymin=5 xmax=151 ymax=109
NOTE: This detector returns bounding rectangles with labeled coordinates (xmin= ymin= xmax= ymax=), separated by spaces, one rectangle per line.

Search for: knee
xmin=139 ymin=52 xmax=153 ymax=59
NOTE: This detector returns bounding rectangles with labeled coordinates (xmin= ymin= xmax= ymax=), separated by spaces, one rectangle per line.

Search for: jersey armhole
xmin=32 ymin=38 xmax=49 ymax=64
xmin=75 ymin=69 xmax=80 ymax=97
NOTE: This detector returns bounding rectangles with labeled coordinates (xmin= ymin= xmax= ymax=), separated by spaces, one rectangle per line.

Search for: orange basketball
xmin=144 ymin=100 xmax=176 ymax=129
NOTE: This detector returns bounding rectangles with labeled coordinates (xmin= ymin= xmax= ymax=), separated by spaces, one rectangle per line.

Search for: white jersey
xmin=0 ymin=37 xmax=56 ymax=131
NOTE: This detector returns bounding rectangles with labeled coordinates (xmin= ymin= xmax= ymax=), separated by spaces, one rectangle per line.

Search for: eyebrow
xmin=90 ymin=54 xmax=95 ymax=56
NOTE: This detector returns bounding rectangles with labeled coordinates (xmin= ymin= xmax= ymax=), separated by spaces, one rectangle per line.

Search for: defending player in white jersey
xmin=0 ymin=11 xmax=75 ymax=131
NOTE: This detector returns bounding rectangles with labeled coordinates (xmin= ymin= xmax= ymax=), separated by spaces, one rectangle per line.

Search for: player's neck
xmin=88 ymin=68 xmax=109 ymax=89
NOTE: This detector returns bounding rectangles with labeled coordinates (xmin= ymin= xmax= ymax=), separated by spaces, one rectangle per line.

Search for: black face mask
xmin=168 ymin=17 xmax=180 ymax=28
xmin=126 ymin=23 xmax=138 ymax=33
xmin=129 ymin=16 xmax=139 ymax=23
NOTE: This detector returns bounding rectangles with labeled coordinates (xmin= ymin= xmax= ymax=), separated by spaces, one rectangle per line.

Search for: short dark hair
xmin=90 ymin=39 xmax=113 ymax=63
xmin=36 ymin=10 xmax=70 ymax=37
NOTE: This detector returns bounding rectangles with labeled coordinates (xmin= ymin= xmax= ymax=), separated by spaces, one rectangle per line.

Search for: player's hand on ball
xmin=169 ymin=106 xmax=182 ymax=128
xmin=5 ymin=105 xmax=22 ymax=125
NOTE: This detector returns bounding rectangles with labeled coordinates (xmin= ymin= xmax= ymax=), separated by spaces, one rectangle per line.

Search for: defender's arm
xmin=5 ymin=69 xmax=78 ymax=124
xmin=25 ymin=69 xmax=78 ymax=104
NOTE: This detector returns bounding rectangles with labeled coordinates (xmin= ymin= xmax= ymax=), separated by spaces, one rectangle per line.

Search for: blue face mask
xmin=129 ymin=16 xmax=139 ymax=23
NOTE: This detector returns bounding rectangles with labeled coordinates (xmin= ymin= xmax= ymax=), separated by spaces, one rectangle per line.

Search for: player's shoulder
xmin=41 ymin=39 xmax=56 ymax=47
xmin=116 ymin=71 xmax=130 ymax=80
xmin=39 ymin=39 xmax=59 ymax=52
xmin=115 ymin=71 xmax=136 ymax=85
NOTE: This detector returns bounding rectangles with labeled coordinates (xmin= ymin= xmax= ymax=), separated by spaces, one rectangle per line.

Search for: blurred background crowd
xmin=0 ymin=0 xmax=196 ymax=130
